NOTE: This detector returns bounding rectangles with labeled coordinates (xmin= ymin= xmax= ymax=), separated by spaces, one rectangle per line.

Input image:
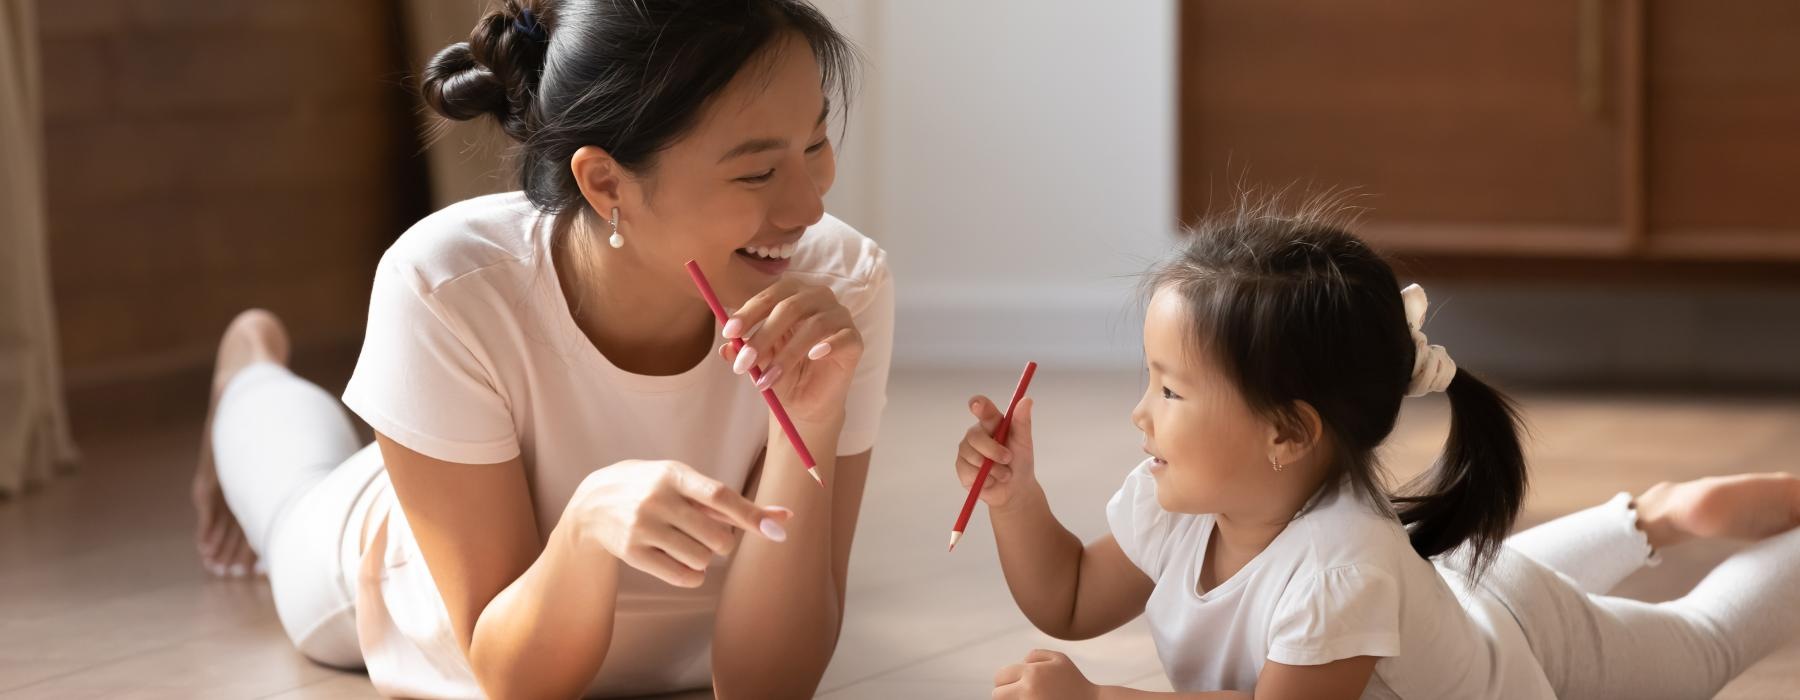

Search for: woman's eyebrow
xmin=715 ymin=99 xmax=832 ymax=164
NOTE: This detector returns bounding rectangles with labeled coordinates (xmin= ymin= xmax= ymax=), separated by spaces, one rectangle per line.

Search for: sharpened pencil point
xmin=808 ymin=466 xmax=825 ymax=487
xmin=947 ymin=530 xmax=963 ymax=552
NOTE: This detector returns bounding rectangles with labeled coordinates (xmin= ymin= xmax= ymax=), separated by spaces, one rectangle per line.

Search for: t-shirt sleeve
xmin=835 ymin=256 xmax=894 ymax=456
xmin=1266 ymin=564 xmax=1403 ymax=666
xmin=1105 ymin=461 xmax=1176 ymax=579
xmin=341 ymin=258 xmax=520 ymax=464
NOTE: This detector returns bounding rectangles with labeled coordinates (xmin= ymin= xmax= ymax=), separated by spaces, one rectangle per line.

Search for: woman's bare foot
xmin=1634 ymin=473 xmax=1800 ymax=550
xmin=194 ymin=309 xmax=290 ymax=577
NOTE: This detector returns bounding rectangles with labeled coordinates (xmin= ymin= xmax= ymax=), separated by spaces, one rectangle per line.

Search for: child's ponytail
xmin=1393 ymin=368 xmax=1528 ymax=574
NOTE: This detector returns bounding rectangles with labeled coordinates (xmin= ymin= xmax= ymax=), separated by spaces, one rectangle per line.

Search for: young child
xmin=957 ymin=206 xmax=1800 ymax=699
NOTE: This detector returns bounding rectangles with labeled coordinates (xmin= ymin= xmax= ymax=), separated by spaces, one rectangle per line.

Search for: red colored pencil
xmin=948 ymin=361 xmax=1038 ymax=552
xmin=684 ymin=260 xmax=824 ymax=487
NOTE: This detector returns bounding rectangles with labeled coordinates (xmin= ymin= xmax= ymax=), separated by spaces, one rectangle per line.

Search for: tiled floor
xmin=3 ymin=368 xmax=1799 ymax=698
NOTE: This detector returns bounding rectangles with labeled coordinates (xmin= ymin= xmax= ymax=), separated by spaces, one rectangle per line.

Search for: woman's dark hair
xmin=419 ymin=0 xmax=856 ymax=217
xmin=1145 ymin=196 xmax=1528 ymax=575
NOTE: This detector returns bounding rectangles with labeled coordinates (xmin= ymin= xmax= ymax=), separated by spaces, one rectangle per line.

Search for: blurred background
xmin=2 ymin=1 xmax=1798 ymax=698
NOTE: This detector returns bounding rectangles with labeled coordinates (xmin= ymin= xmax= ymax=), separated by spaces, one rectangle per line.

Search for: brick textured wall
xmin=37 ymin=2 xmax=430 ymax=429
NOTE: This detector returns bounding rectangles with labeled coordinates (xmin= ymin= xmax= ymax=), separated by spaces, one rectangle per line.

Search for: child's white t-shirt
xmin=339 ymin=192 xmax=894 ymax=698
xmin=1106 ymin=461 xmax=1555 ymax=699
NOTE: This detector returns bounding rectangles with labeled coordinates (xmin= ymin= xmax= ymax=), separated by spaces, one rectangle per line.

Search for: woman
xmin=189 ymin=1 xmax=891 ymax=697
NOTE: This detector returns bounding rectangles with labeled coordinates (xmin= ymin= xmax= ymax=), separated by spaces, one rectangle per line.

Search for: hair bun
xmin=421 ymin=42 xmax=508 ymax=123
xmin=418 ymin=5 xmax=549 ymax=141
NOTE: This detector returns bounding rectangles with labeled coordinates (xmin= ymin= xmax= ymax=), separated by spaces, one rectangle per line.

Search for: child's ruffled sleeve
xmin=1105 ymin=461 xmax=1176 ymax=579
xmin=1266 ymin=564 xmax=1403 ymax=666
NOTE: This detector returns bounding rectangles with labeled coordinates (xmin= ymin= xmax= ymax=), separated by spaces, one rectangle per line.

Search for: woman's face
xmin=1131 ymin=288 xmax=1281 ymax=515
xmin=603 ymin=32 xmax=837 ymax=306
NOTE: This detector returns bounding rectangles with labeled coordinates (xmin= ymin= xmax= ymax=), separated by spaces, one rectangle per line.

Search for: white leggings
xmin=212 ymin=362 xmax=377 ymax=669
xmin=1489 ymin=493 xmax=1800 ymax=699
xmin=215 ymin=363 xmax=1800 ymax=694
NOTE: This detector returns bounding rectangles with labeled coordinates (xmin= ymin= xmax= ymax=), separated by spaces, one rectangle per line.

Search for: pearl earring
xmin=608 ymin=207 xmax=625 ymax=249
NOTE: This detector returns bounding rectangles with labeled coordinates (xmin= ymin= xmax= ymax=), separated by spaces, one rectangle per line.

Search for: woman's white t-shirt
xmin=1106 ymin=461 xmax=1556 ymax=699
xmin=339 ymin=192 xmax=894 ymax=698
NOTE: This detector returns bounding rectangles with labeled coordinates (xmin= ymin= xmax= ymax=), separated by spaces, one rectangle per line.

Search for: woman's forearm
xmin=991 ymin=484 xmax=1089 ymax=638
xmin=711 ymin=415 xmax=846 ymax=698
xmin=466 ymin=511 xmax=622 ymax=699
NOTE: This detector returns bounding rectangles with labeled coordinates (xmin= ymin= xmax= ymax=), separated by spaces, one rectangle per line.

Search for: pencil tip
xmin=807 ymin=467 xmax=825 ymax=487
xmin=947 ymin=531 xmax=963 ymax=552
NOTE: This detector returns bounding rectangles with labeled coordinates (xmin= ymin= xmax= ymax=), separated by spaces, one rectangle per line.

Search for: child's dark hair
xmin=419 ymin=0 xmax=856 ymax=219
xmin=1147 ymin=197 xmax=1528 ymax=574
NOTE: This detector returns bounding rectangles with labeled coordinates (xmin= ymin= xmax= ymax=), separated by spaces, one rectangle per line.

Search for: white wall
xmin=817 ymin=0 xmax=1179 ymax=370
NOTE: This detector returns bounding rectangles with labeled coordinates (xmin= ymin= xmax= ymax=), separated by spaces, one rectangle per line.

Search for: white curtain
xmin=401 ymin=0 xmax=511 ymax=209
xmin=0 ymin=0 xmax=78 ymax=497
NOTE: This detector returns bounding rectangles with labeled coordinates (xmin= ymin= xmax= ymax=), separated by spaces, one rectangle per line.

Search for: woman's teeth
xmin=738 ymin=242 xmax=798 ymax=260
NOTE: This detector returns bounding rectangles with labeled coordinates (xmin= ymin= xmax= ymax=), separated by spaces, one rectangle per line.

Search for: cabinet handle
xmin=1579 ymin=0 xmax=1605 ymax=117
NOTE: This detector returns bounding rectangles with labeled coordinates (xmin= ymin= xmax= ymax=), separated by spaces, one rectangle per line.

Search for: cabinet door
xmin=1180 ymin=0 xmax=1628 ymax=256
xmin=1646 ymin=1 xmax=1800 ymax=260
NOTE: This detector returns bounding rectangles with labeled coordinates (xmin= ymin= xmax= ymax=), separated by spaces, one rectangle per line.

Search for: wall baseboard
xmin=893 ymin=283 xmax=1800 ymax=390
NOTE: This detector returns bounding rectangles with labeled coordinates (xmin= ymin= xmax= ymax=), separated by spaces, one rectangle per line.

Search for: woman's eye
xmin=736 ymin=169 xmax=775 ymax=184
xmin=805 ymin=138 xmax=828 ymax=154
xmin=1161 ymin=386 xmax=1182 ymax=400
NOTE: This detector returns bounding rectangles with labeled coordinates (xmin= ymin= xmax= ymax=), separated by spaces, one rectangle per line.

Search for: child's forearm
xmin=990 ymin=483 xmax=1088 ymax=637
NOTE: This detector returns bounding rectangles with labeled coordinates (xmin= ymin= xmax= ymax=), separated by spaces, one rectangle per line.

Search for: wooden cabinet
xmin=1646 ymin=1 xmax=1800 ymax=260
xmin=1179 ymin=0 xmax=1800 ymax=268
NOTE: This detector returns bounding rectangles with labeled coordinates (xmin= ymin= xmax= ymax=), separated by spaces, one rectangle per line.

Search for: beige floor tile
xmin=816 ymin=678 xmax=993 ymax=700
xmin=0 ymin=620 xmax=335 ymax=699
xmin=867 ymin=621 xmax=1161 ymax=687
xmin=258 ymin=673 xmax=382 ymax=700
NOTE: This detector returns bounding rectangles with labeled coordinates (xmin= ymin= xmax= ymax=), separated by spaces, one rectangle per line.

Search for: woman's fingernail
xmin=742 ymin=320 xmax=764 ymax=340
xmin=733 ymin=345 xmax=758 ymax=374
xmin=230 ymin=564 xmax=248 ymax=577
xmin=760 ymin=518 xmax=788 ymax=542
xmin=722 ymin=318 xmax=743 ymax=339
xmin=808 ymin=342 xmax=832 ymax=360
xmin=755 ymin=364 xmax=784 ymax=391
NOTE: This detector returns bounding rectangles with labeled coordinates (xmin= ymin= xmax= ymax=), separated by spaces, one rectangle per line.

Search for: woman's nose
xmin=770 ymin=164 xmax=825 ymax=230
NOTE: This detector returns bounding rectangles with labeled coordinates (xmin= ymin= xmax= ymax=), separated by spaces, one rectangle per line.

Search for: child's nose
xmin=1130 ymin=396 xmax=1150 ymax=434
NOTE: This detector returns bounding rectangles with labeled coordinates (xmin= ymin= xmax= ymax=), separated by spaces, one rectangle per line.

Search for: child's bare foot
xmin=1634 ymin=473 xmax=1800 ymax=550
xmin=193 ymin=309 xmax=289 ymax=577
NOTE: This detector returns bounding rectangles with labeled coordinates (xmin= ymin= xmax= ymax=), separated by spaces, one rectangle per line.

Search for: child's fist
xmin=952 ymin=394 xmax=1037 ymax=510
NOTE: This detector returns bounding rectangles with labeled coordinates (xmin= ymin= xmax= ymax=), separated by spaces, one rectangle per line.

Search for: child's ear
xmin=1267 ymin=401 xmax=1324 ymax=466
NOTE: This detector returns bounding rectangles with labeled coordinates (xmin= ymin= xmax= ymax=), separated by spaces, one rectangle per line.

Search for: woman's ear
xmin=1267 ymin=400 xmax=1324 ymax=468
xmin=571 ymin=145 xmax=625 ymax=212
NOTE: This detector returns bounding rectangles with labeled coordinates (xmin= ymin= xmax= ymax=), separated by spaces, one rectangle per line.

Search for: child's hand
xmin=954 ymin=394 xmax=1037 ymax=510
xmin=993 ymin=649 xmax=1098 ymax=700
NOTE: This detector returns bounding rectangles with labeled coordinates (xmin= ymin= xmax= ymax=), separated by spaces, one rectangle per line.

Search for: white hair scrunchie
xmin=1401 ymin=284 xmax=1456 ymax=397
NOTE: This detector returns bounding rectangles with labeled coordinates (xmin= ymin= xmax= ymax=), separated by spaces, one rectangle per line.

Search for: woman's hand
xmin=994 ymin=649 xmax=1099 ymax=700
xmin=567 ymin=460 xmax=792 ymax=588
xmin=953 ymin=394 xmax=1039 ymax=510
xmin=718 ymin=278 xmax=863 ymax=424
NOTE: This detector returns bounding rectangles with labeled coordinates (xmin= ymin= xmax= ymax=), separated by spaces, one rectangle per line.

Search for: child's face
xmin=1132 ymin=288 xmax=1279 ymax=514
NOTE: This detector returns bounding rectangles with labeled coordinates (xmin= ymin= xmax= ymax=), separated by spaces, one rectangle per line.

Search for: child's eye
xmin=1162 ymin=386 xmax=1182 ymax=400
xmin=736 ymin=169 xmax=775 ymax=184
